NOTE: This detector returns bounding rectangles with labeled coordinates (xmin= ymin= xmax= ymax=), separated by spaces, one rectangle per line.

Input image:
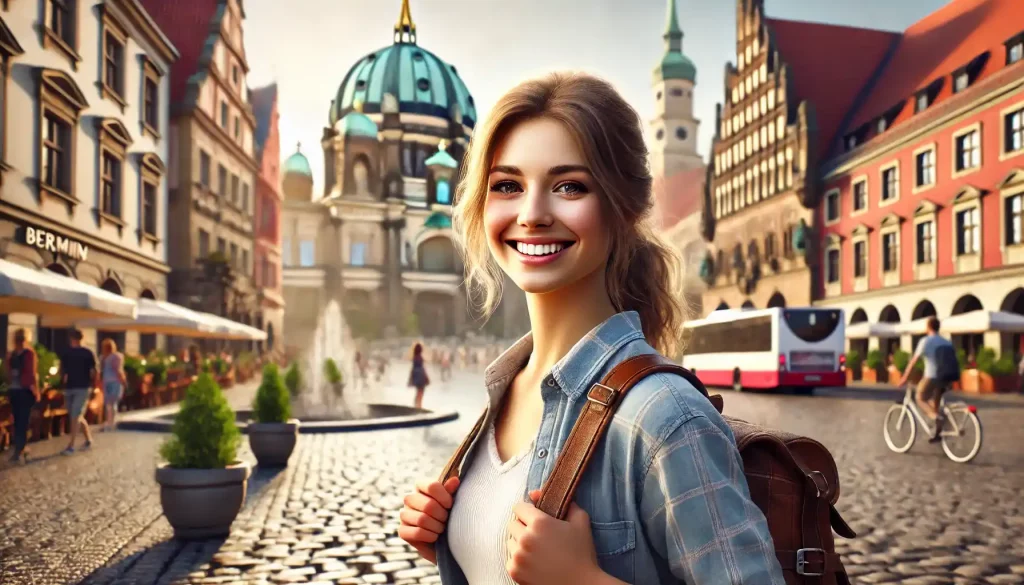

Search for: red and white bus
xmin=681 ymin=307 xmax=846 ymax=392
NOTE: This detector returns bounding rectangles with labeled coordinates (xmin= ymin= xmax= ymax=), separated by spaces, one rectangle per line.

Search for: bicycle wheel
xmin=883 ymin=404 xmax=916 ymax=453
xmin=941 ymin=408 xmax=983 ymax=463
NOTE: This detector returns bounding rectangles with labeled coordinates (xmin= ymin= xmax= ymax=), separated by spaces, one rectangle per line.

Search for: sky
xmin=243 ymin=0 xmax=951 ymax=195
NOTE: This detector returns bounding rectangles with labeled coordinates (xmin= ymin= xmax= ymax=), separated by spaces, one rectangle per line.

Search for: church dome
xmin=284 ymin=146 xmax=312 ymax=178
xmin=328 ymin=0 xmax=477 ymax=129
xmin=339 ymin=110 xmax=379 ymax=138
xmin=657 ymin=52 xmax=697 ymax=83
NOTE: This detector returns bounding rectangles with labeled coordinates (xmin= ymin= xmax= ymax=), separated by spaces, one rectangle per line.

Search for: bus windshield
xmin=782 ymin=309 xmax=842 ymax=343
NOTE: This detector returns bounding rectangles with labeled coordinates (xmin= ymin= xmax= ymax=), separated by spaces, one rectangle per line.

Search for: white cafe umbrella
xmin=846 ymin=321 xmax=900 ymax=339
xmin=895 ymin=317 xmax=933 ymax=336
xmin=67 ymin=298 xmax=227 ymax=338
xmin=0 ymin=258 xmax=137 ymax=320
xmin=201 ymin=312 xmax=268 ymax=342
xmin=942 ymin=310 xmax=1024 ymax=334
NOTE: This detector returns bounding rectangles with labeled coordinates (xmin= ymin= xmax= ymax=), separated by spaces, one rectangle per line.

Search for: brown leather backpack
xmin=440 ymin=354 xmax=856 ymax=585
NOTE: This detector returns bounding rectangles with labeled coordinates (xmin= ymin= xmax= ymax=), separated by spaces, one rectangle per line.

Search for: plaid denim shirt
xmin=435 ymin=312 xmax=784 ymax=584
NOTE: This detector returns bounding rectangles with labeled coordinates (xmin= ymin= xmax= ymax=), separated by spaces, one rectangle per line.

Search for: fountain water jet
xmin=298 ymin=300 xmax=366 ymax=418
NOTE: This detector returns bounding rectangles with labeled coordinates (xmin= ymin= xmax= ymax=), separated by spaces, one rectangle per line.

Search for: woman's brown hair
xmin=452 ymin=71 xmax=687 ymax=355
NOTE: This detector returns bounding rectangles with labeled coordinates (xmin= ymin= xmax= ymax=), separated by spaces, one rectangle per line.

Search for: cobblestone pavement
xmin=1 ymin=368 xmax=1023 ymax=585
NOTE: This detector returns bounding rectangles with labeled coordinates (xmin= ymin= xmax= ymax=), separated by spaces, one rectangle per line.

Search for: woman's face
xmin=484 ymin=117 xmax=611 ymax=295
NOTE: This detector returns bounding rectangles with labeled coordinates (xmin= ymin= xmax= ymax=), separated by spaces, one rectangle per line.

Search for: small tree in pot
xmin=249 ymin=363 xmax=300 ymax=467
xmin=284 ymin=362 xmax=302 ymax=397
xmin=155 ymin=373 xmax=249 ymax=539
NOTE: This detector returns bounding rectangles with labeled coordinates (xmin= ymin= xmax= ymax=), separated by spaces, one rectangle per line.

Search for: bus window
xmin=783 ymin=310 xmax=841 ymax=343
xmin=687 ymin=316 xmax=773 ymax=354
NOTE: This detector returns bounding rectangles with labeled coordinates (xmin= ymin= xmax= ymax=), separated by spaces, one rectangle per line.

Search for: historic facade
xmin=250 ymin=83 xmax=284 ymax=353
xmin=817 ymin=0 xmax=1024 ymax=358
xmin=142 ymin=0 xmax=261 ymax=335
xmin=0 ymin=0 xmax=177 ymax=355
xmin=699 ymin=0 xmax=898 ymax=313
xmin=280 ymin=0 xmax=528 ymax=344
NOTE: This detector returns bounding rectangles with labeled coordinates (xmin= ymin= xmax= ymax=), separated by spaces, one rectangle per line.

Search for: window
xmin=42 ymin=111 xmax=72 ymax=194
xmin=436 ymin=180 xmax=451 ymax=204
xmin=198 ymin=229 xmax=210 ymax=257
xmin=825 ymin=190 xmax=839 ymax=223
xmin=229 ymin=242 xmax=238 ymax=267
xmin=877 ymin=118 xmax=887 ymax=134
xmin=881 ymin=166 xmax=899 ymax=201
xmin=232 ymin=65 xmax=239 ymax=85
xmin=853 ymin=180 xmax=867 ymax=212
xmin=142 ymin=182 xmax=157 ymax=237
xmin=282 ymin=237 xmax=292 ymax=266
xmin=882 ymin=232 xmax=898 ymax=273
xmin=1006 ymin=108 xmax=1023 ymax=154
xmin=954 ymin=72 xmax=969 ymax=93
xmin=100 ymin=151 xmax=121 ymax=216
xmin=242 ymin=184 xmax=250 ymax=212
xmin=350 ymin=242 xmax=367 ymax=266
xmin=299 ymin=240 xmax=315 ymax=266
xmin=955 ymin=129 xmax=981 ymax=171
xmin=1007 ymin=37 xmax=1023 ymax=65
xmin=956 ymin=207 xmax=980 ymax=255
xmin=141 ymin=60 xmax=161 ymax=136
xmin=199 ymin=150 xmax=211 ymax=186
xmin=102 ymin=30 xmax=125 ymax=103
xmin=1007 ymin=194 xmax=1023 ymax=246
xmin=233 ymin=116 xmax=240 ymax=140
xmin=218 ymin=165 xmax=227 ymax=196
xmin=230 ymin=174 xmax=239 ymax=204
xmin=915 ymin=149 xmax=935 ymax=187
xmin=853 ymin=241 xmax=866 ymax=277
xmin=241 ymin=249 xmax=249 ymax=273
xmin=915 ymin=92 xmax=929 ymax=113
xmin=220 ymin=101 xmax=228 ymax=128
xmin=43 ymin=0 xmax=77 ymax=63
xmin=826 ymin=248 xmax=840 ymax=283
xmin=916 ymin=221 xmax=934 ymax=264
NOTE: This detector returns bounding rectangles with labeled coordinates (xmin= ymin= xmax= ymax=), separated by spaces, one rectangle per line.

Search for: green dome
xmin=339 ymin=111 xmax=379 ymax=138
xmin=656 ymin=52 xmax=697 ymax=83
xmin=330 ymin=43 xmax=477 ymax=129
xmin=425 ymin=147 xmax=457 ymax=169
xmin=284 ymin=148 xmax=312 ymax=178
xmin=423 ymin=211 xmax=452 ymax=229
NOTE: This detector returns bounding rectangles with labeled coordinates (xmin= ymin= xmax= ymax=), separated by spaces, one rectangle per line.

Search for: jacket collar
xmin=483 ymin=311 xmax=646 ymax=408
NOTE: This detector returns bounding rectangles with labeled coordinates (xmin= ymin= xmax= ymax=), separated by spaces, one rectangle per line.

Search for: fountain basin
xmin=119 ymin=403 xmax=458 ymax=433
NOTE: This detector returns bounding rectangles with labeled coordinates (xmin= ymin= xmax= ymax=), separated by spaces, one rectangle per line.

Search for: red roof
xmin=766 ymin=18 xmax=898 ymax=159
xmin=139 ymin=0 xmax=220 ymax=105
xmin=653 ymin=166 xmax=706 ymax=231
xmin=847 ymin=0 xmax=1024 ymax=131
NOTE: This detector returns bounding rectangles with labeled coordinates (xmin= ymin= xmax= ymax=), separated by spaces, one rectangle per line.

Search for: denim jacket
xmin=435 ymin=311 xmax=784 ymax=584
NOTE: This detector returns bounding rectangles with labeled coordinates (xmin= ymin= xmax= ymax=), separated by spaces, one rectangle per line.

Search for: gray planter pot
xmin=248 ymin=419 xmax=300 ymax=467
xmin=155 ymin=462 xmax=251 ymax=539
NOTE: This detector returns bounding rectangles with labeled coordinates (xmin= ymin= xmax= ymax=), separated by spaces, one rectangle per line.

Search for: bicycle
xmin=882 ymin=383 xmax=983 ymax=463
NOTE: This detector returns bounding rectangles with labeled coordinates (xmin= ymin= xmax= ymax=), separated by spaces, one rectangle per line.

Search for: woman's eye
xmin=490 ymin=180 xmax=521 ymax=195
xmin=555 ymin=181 xmax=588 ymax=196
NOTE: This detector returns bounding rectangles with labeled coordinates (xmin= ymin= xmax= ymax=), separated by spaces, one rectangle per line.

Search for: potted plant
xmin=155 ymin=373 xmax=249 ymax=539
xmin=863 ymin=349 xmax=883 ymax=383
xmin=284 ymin=362 xmax=302 ymax=398
xmin=889 ymin=349 xmax=912 ymax=384
xmin=845 ymin=350 xmax=862 ymax=383
xmin=248 ymin=363 xmax=299 ymax=467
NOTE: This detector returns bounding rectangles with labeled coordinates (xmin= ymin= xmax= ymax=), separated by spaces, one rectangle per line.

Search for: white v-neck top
xmin=447 ymin=420 xmax=535 ymax=585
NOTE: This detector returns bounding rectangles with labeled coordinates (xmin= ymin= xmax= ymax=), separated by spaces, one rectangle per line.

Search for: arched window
xmin=435 ymin=180 xmax=451 ymax=205
xmin=139 ymin=289 xmax=158 ymax=355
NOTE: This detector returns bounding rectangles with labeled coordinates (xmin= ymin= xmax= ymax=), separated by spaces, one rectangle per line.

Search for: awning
xmin=846 ymin=321 xmax=900 ymax=339
xmin=895 ymin=317 xmax=932 ymax=336
xmin=942 ymin=310 xmax=1024 ymax=334
xmin=0 ymin=258 xmax=137 ymax=320
xmin=68 ymin=299 xmax=226 ymax=338
xmin=201 ymin=313 xmax=268 ymax=341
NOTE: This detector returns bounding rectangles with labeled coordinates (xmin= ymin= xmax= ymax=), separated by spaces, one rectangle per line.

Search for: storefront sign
xmin=18 ymin=225 xmax=89 ymax=261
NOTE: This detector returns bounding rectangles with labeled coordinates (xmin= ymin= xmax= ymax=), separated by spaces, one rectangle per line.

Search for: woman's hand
xmin=505 ymin=490 xmax=605 ymax=585
xmin=398 ymin=477 xmax=460 ymax=564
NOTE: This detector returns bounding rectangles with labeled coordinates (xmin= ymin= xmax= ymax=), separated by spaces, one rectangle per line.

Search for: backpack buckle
xmin=796 ymin=548 xmax=826 ymax=576
xmin=587 ymin=383 xmax=616 ymax=407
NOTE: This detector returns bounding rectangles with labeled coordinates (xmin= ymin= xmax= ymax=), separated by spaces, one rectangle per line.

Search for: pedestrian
xmin=441 ymin=350 xmax=452 ymax=381
xmin=5 ymin=328 xmax=39 ymax=463
xmin=398 ymin=72 xmax=783 ymax=584
xmin=408 ymin=342 xmax=429 ymax=409
xmin=59 ymin=329 xmax=96 ymax=455
xmin=98 ymin=339 xmax=126 ymax=432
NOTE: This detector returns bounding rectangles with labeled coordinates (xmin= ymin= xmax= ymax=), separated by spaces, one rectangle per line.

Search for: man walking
xmin=59 ymin=329 xmax=96 ymax=455
xmin=898 ymin=317 xmax=959 ymax=442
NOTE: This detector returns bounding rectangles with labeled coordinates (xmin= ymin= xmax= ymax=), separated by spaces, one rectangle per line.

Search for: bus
xmin=681 ymin=307 xmax=846 ymax=392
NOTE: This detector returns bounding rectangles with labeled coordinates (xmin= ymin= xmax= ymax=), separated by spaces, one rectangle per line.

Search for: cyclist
xmin=898 ymin=317 xmax=959 ymax=442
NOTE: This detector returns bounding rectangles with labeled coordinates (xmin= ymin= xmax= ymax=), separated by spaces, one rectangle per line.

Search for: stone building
xmin=281 ymin=0 xmax=528 ymax=345
xmin=699 ymin=0 xmax=897 ymax=312
xmin=250 ymin=83 xmax=284 ymax=353
xmin=141 ymin=0 xmax=261 ymax=335
xmin=0 ymin=0 xmax=177 ymax=355
xmin=816 ymin=0 xmax=1024 ymax=358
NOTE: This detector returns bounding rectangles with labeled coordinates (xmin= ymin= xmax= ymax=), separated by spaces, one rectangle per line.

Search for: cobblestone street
xmin=1 ymin=368 xmax=1023 ymax=585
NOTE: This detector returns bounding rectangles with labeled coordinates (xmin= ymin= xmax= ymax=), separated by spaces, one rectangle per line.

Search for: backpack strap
xmin=439 ymin=407 xmax=488 ymax=483
xmin=536 ymin=353 xmax=719 ymax=519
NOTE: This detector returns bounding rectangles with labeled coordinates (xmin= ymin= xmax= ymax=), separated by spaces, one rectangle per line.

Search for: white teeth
xmin=515 ymin=242 xmax=566 ymax=256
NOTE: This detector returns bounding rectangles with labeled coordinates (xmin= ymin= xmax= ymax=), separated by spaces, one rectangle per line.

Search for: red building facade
xmin=251 ymin=84 xmax=284 ymax=351
xmin=817 ymin=0 xmax=1024 ymax=358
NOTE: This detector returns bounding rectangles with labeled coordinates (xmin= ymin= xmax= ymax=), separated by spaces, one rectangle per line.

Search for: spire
xmin=296 ymin=142 xmax=302 ymax=154
xmin=394 ymin=0 xmax=417 ymax=44
xmin=663 ymin=0 xmax=683 ymax=54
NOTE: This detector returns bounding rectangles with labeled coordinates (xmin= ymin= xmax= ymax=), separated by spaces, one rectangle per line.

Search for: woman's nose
xmin=516 ymin=189 xmax=553 ymax=227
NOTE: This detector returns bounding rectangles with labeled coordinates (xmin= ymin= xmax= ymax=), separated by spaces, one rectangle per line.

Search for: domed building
xmin=281 ymin=0 xmax=527 ymax=342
